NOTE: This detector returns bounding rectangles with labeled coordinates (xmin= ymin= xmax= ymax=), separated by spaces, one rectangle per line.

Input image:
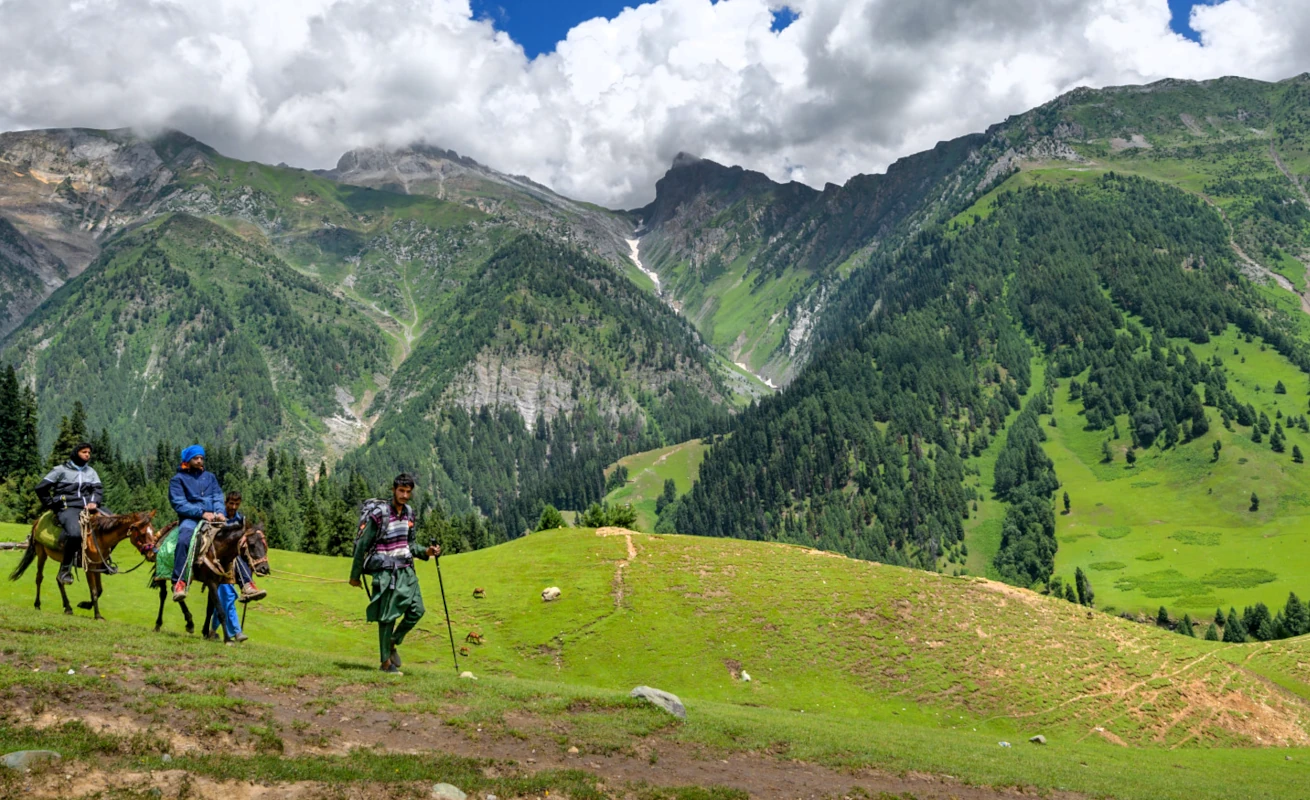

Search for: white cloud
xmin=0 ymin=0 xmax=1306 ymax=208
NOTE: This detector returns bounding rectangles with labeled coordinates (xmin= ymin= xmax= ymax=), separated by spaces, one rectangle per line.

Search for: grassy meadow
xmin=1042 ymin=326 xmax=1310 ymax=619
xmin=2 ymin=527 xmax=1309 ymax=798
xmin=603 ymin=439 xmax=711 ymax=530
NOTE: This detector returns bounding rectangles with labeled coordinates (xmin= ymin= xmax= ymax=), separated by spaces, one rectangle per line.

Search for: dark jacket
xmin=168 ymin=467 xmax=224 ymax=523
xmin=35 ymin=461 xmax=104 ymax=512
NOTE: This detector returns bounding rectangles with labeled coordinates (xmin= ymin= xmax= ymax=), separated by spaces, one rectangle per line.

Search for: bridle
xmin=81 ymin=511 xmax=158 ymax=574
xmin=240 ymin=527 xmax=269 ymax=573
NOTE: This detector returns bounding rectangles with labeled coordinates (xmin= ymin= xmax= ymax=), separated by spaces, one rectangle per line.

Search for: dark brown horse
xmin=8 ymin=511 xmax=158 ymax=620
xmin=201 ymin=524 xmax=271 ymax=641
xmin=153 ymin=520 xmax=250 ymax=636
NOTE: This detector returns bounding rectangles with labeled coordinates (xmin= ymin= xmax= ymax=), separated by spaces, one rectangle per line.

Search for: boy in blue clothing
xmin=203 ymin=491 xmax=252 ymax=643
xmin=168 ymin=445 xmax=226 ymax=601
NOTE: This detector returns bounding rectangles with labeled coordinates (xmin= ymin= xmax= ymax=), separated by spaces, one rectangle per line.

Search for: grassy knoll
xmin=1043 ymin=325 xmax=1310 ymax=618
xmin=2 ymin=528 xmax=1309 ymax=798
xmin=603 ymin=440 xmax=711 ymax=530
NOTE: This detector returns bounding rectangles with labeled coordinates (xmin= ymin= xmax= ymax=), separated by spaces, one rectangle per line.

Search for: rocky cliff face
xmin=0 ymin=128 xmax=217 ymax=330
xmin=321 ymin=144 xmax=635 ymax=268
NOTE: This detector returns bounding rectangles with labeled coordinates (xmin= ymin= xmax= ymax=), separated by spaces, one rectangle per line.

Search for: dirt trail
xmin=596 ymin=527 xmax=638 ymax=608
xmin=8 ymin=675 xmax=1088 ymax=800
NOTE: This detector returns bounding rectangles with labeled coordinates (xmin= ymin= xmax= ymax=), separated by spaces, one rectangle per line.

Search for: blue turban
xmin=180 ymin=444 xmax=206 ymax=464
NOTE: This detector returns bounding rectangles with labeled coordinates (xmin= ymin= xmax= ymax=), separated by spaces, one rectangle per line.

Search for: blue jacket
xmin=169 ymin=468 xmax=224 ymax=524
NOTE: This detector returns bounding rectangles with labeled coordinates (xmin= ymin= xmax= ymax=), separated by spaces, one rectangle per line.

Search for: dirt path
xmin=10 ymin=679 xmax=1088 ymax=800
xmin=596 ymin=527 xmax=638 ymax=608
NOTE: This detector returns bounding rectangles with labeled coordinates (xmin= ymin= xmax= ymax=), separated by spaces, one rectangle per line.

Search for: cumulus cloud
xmin=0 ymin=0 xmax=1306 ymax=207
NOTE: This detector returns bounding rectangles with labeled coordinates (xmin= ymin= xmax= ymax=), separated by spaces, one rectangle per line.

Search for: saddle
xmin=33 ymin=512 xmax=62 ymax=551
xmin=149 ymin=521 xmax=233 ymax=588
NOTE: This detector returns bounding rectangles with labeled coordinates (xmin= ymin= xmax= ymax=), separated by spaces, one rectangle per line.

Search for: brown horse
xmin=200 ymin=523 xmax=271 ymax=641
xmin=8 ymin=511 xmax=158 ymax=620
xmin=153 ymin=520 xmax=250 ymax=637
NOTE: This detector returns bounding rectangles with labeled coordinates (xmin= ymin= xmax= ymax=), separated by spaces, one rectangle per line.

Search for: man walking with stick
xmin=349 ymin=474 xmax=440 ymax=674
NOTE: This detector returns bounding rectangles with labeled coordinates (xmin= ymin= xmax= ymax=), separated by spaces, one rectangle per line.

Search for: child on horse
xmin=202 ymin=491 xmax=266 ymax=643
xmin=35 ymin=442 xmax=111 ymax=585
xmin=349 ymin=474 xmax=440 ymax=674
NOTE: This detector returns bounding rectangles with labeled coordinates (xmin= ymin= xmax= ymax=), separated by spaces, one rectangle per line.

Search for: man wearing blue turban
xmin=167 ymin=445 xmax=226 ymax=601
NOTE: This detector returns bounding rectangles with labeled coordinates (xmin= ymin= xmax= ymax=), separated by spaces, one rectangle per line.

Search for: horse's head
xmin=128 ymin=510 xmax=159 ymax=560
xmin=242 ymin=525 xmax=271 ymax=576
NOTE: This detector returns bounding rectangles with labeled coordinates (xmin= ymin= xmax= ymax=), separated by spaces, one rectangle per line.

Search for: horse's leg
xmin=180 ymin=598 xmax=194 ymax=634
xmin=57 ymin=576 xmax=72 ymax=615
xmin=33 ymin=550 xmax=44 ymax=611
xmin=154 ymin=584 xmax=165 ymax=632
xmin=90 ymin=573 xmax=104 ymax=621
xmin=78 ymin=571 xmax=96 ymax=611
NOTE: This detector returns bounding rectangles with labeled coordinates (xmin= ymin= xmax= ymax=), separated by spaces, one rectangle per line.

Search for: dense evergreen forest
xmin=666 ymin=175 xmax=1310 ymax=584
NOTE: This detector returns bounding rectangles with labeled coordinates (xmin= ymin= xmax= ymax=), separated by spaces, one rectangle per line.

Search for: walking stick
xmin=434 ymin=555 xmax=460 ymax=673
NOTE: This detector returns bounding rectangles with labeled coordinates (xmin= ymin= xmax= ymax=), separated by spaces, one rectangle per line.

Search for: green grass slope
xmin=603 ymin=439 xmax=710 ymax=530
xmin=1044 ymin=326 xmax=1310 ymax=617
xmin=2 ymin=529 xmax=1310 ymax=798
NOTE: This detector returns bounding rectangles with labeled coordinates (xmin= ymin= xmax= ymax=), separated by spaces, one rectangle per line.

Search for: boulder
xmin=542 ymin=587 xmax=561 ymax=602
xmin=431 ymin=783 xmax=467 ymax=800
xmin=1028 ymin=735 xmax=1047 ymax=745
xmin=1 ymin=750 xmax=61 ymax=771
xmin=630 ymin=686 xmax=686 ymax=719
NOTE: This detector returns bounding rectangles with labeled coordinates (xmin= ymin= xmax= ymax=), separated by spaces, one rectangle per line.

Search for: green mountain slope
xmin=2 ymin=213 xmax=389 ymax=456
xmin=0 ymin=130 xmax=736 ymax=500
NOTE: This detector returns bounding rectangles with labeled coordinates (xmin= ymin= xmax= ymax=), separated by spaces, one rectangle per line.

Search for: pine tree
xmin=1223 ymin=609 xmax=1247 ymax=643
xmin=48 ymin=401 xmax=89 ymax=467
xmin=1157 ymin=605 xmax=1170 ymax=628
xmin=1204 ymin=622 xmax=1220 ymax=641
xmin=1275 ymin=380 xmax=1287 ymax=394
xmin=536 ymin=504 xmax=566 ymax=531
xmin=1075 ymin=567 xmax=1094 ymax=607
xmin=1125 ymin=448 xmax=1136 ymax=467
xmin=1251 ymin=425 xmax=1263 ymax=444
xmin=1180 ymin=613 xmax=1196 ymax=637
xmin=1101 ymin=440 xmax=1114 ymax=463
xmin=1285 ymin=593 xmax=1310 ymax=637
xmin=1064 ymin=583 xmax=1077 ymax=604
xmin=1294 ymin=445 xmax=1304 ymax=464
xmin=0 ymin=365 xmax=20 ymax=480
xmin=1212 ymin=440 xmax=1222 ymax=461
xmin=1063 ymin=491 xmax=1071 ymax=514
xmin=1250 ymin=492 xmax=1260 ymax=512
xmin=655 ymin=478 xmax=678 ymax=515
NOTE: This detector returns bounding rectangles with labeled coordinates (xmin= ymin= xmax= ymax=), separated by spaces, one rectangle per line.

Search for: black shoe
xmin=57 ymin=541 xmax=77 ymax=585
xmin=380 ymin=661 xmax=403 ymax=675
xmin=390 ymin=646 xmax=401 ymax=669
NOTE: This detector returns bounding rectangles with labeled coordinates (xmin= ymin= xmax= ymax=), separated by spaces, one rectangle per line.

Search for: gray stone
xmin=1028 ymin=735 xmax=1047 ymax=745
xmin=542 ymin=587 xmax=561 ymax=602
xmin=630 ymin=686 xmax=686 ymax=719
xmin=1 ymin=750 xmax=61 ymax=771
xmin=431 ymin=783 xmax=467 ymax=800
xmin=161 ymin=753 xmax=172 ymax=763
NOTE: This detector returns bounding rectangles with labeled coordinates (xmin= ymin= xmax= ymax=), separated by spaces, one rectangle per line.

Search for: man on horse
xmin=35 ymin=442 xmax=109 ymax=586
xmin=349 ymin=474 xmax=440 ymax=674
xmin=168 ymin=445 xmax=225 ymax=602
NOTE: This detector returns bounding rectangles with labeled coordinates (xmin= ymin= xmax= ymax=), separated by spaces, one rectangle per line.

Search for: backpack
xmin=354 ymin=499 xmax=390 ymax=560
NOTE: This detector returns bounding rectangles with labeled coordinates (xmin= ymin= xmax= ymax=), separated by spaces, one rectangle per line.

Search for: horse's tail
xmin=8 ymin=536 xmax=38 ymax=581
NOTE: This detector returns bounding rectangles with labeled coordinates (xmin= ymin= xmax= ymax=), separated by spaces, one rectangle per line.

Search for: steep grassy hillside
xmin=602 ymin=439 xmax=711 ymax=531
xmin=1 ymin=528 xmax=1308 ymax=799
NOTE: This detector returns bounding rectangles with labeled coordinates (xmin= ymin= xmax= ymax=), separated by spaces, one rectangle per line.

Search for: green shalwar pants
xmin=366 ymin=566 xmax=426 ymax=664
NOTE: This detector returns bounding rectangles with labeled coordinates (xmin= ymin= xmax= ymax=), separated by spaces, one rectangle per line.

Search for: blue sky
xmin=478 ymin=1 xmax=1208 ymax=58
xmin=473 ymin=1 xmax=800 ymax=58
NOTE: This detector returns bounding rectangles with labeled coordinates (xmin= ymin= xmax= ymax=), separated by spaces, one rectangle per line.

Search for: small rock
xmin=567 ymin=746 xmax=579 ymax=754
xmin=630 ymin=686 xmax=686 ymax=719
xmin=459 ymin=671 xmax=477 ymax=680
xmin=542 ymin=587 xmax=561 ymax=602
xmin=740 ymin=671 xmax=751 ymax=682
xmin=486 ymin=796 xmax=498 ymax=800
xmin=431 ymin=783 xmax=467 ymax=800
xmin=998 ymin=741 xmax=1011 ymax=748
xmin=161 ymin=753 xmax=172 ymax=763
xmin=1 ymin=750 xmax=61 ymax=771
xmin=1029 ymin=735 xmax=1046 ymax=745
xmin=66 ymin=669 xmax=75 ymax=675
